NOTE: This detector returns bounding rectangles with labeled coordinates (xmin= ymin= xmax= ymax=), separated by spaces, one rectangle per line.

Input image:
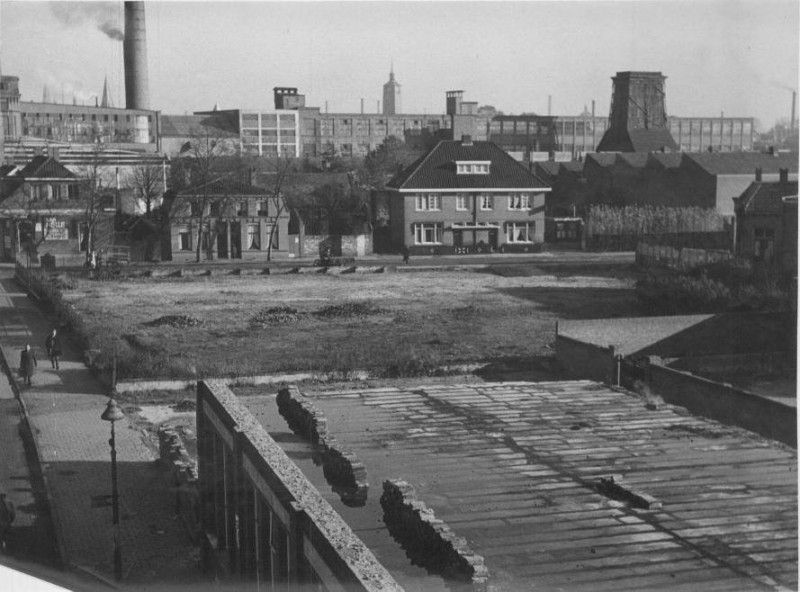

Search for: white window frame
xmin=247 ymin=223 xmax=261 ymax=250
xmin=413 ymin=223 xmax=443 ymax=245
xmin=505 ymin=222 xmax=535 ymax=243
xmin=415 ymin=193 xmax=441 ymax=211
xmin=455 ymin=193 xmax=469 ymax=211
xmin=177 ymin=227 xmax=192 ymax=251
xmin=480 ymin=194 xmax=494 ymax=211
xmin=456 ymin=160 xmax=491 ymax=175
xmin=508 ymin=193 xmax=531 ymax=210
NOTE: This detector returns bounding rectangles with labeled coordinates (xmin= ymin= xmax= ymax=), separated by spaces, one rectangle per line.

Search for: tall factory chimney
xmin=791 ymin=91 xmax=797 ymax=132
xmin=123 ymin=1 xmax=150 ymax=110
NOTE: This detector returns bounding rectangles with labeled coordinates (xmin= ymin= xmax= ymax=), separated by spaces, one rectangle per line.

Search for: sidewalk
xmin=0 ymin=265 xmax=203 ymax=589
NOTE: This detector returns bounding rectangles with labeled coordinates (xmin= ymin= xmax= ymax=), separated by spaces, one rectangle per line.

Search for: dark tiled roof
xmin=685 ymin=152 xmax=799 ymax=176
xmin=646 ymin=152 xmax=683 ymax=170
xmin=585 ymin=153 xmax=618 ymax=168
xmin=532 ymin=161 xmax=561 ymax=182
xmin=0 ymin=164 xmax=18 ymax=177
xmin=736 ymin=180 xmax=798 ymax=214
xmin=17 ymin=156 xmax=75 ymax=179
xmin=387 ymin=140 xmax=548 ymax=190
xmin=596 ymin=127 xmax=678 ymax=153
xmin=616 ymin=152 xmax=650 ymax=168
xmin=559 ymin=161 xmax=585 ymax=174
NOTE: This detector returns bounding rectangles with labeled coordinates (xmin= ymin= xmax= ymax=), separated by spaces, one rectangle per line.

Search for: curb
xmin=0 ymin=343 xmax=69 ymax=573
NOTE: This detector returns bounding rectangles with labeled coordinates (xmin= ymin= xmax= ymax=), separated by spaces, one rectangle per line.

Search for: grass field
xmin=61 ymin=264 xmax=642 ymax=380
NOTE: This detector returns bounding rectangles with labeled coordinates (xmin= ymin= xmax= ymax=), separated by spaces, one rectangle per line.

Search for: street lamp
xmin=101 ymin=398 xmax=125 ymax=581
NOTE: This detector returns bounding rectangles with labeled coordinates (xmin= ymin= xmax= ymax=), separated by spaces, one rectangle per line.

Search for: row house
xmin=162 ymin=178 xmax=290 ymax=262
xmin=386 ymin=136 xmax=550 ymax=254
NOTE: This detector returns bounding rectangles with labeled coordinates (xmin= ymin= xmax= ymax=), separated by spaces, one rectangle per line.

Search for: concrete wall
xmin=196 ymin=380 xmax=401 ymax=590
xmin=555 ymin=334 xmax=617 ymax=383
xmin=301 ymin=234 xmax=372 ymax=258
xmin=646 ymin=362 xmax=796 ymax=448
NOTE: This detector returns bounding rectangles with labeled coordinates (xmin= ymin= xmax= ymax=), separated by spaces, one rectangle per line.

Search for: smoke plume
xmin=49 ymin=2 xmax=124 ymax=41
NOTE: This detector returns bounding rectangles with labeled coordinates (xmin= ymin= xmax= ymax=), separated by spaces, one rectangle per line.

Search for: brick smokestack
xmin=123 ymin=1 xmax=150 ymax=110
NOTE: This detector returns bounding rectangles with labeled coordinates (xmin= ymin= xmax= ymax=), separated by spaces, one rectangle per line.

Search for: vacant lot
xmin=61 ymin=265 xmax=642 ymax=380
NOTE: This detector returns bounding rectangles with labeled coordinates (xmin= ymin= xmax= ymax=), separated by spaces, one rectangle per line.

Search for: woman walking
xmin=19 ymin=344 xmax=36 ymax=387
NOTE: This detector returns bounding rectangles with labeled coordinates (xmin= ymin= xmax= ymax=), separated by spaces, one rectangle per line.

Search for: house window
xmin=191 ymin=202 xmax=204 ymax=217
xmin=257 ymin=200 xmax=269 ymax=216
xmin=209 ymin=202 xmax=221 ymax=217
xmin=413 ymin=223 xmax=442 ymax=245
xmin=505 ymin=222 xmax=535 ymax=243
xmin=480 ymin=194 xmax=494 ymax=211
xmin=415 ymin=194 xmax=441 ymax=211
xmin=178 ymin=228 xmax=191 ymax=251
xmin=247 ymin=223 xmax=261 ymax=250
xmin=508 ymin=193 xmax=531 ymax=210
xmin=754 ymin=228 xmax=775 ymax=262
xmin=456 ymin=161 xmax=491 ymax=175
xmin=456 ymin=193 xmax=469 ymax=211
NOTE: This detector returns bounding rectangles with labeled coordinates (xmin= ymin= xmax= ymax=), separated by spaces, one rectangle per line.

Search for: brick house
xmin=386 ymin=136 xmax=550 ymax=254
xmin=161 ymin=177 xmax=290 ymax=262
xmin=0 ymin=155 xmax=114 ymax=264
xmin=733 ymin=168 xmax=798 ymax=271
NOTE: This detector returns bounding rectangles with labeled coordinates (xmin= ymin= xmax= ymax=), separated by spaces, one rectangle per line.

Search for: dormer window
xmin=456 ymin=161 xmax=491 ymax=175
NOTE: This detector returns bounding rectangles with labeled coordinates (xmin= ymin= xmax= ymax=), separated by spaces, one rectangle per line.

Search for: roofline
xmin=392 ymin=140 xmax=446 ymax=190
xmin=397 ymin=187 xmax=552 ymax=193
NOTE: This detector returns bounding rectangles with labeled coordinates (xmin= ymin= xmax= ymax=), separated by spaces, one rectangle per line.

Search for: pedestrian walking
xmin=0 ymin=493 xmax=15 ymax=553
xmin=45 ymin=328 xmax=62 ymax=370
xmin=19 ymin=344 xmax=36 ymax=386
xmin=401 ymin=245 xmax=410 ymax=265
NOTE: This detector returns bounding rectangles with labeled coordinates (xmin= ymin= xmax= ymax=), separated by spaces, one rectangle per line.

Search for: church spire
xmin=101 ymin=76 xmax=111 ymax=108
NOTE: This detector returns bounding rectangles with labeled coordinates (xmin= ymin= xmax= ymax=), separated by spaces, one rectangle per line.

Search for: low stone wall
xmin=276 ymin=386 xmax=368 ymax=505
xmin=647 ymin=361 xmax=796 ymax=447
xmin=380 ymin=479 xmax=488 ymax=589
xmin=157 ymin=426 xmax=201 ymax=541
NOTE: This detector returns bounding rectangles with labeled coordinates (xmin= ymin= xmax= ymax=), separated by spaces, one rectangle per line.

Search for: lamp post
xmin=101 ymin=398 xmax=125 ymax=581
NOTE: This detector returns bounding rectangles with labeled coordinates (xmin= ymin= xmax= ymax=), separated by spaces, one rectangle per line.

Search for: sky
xmin=0 ymin=0 xmax=798 ymax=131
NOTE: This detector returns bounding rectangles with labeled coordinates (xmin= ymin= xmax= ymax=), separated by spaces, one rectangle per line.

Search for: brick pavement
xmin=0 ymin=265 xmax=203 ymax=588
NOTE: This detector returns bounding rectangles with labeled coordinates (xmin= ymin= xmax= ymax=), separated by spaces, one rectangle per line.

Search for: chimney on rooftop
xmin=779 ymin=168 xmax=788 ymax=183
xmin=461 ymin=134 xmax=473 ymax=146
xmin=755 ymin=167 xmax=762 ymax=181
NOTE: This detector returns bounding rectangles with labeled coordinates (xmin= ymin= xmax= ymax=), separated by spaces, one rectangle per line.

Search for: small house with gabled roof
xmin=386 ymin=136 xmax=550 ymax=254
xmin=733 ymin=169 xmax=797 ymax=270
xmin=0 ymin=155 xmax=115 ymax=264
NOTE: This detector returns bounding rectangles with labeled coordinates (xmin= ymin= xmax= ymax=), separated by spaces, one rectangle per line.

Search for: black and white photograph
xmin=0 ymin=1 xmax=797 ymax=591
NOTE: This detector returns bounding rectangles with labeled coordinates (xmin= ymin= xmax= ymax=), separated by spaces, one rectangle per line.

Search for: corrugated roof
xmin=17 ymin=156 xmax=75 ymax=179
xmin=736 ymin=180 xmax=799 ymax=214
xmin=685 ymin=151 xmax=799 ymax=176
xmin=242 ymin=380 xmax=798 ymax=591
xmin=387 ymin=140 xmax=548 ymax=190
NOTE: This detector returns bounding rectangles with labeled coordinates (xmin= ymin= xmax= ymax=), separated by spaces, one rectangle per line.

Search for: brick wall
xmin=197 ymin=380 xmax=400 ymax=590
xmin=647 ymin=362 xmax=796 ymax=447
xmin=302 ymin=234 xmax=372 ymax=258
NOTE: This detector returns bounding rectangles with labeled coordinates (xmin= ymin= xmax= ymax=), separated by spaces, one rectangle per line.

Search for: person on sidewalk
xmin=401 ymin=245 xmax=410 ymax=265
xmin=45 ymin=328 xmax=62 ymax=370
xmin=19 ymin=344 xmax=37 ymax=386
xmin=0 ymin=492 xmax=15 ymax=553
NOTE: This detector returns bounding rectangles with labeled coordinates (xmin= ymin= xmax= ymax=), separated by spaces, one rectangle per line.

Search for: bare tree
xmin=73 ymin=143 xmax=116 ymax=262
xmin=262 ymin=149 xmax=299 ymax=262
xmin=130 ymin=161 xmax=164 ymax=217
xmin=169 ymin=128 xmax=238 ymax=262
xmin=0 ymin=183 xmax=59 ymax=263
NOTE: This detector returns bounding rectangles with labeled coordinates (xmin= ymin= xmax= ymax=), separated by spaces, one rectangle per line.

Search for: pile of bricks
xmin=277 ymin=386 xmax=368 ymax=505
xmin=158 ymin=426 xmax=202 ymax=540
xmin=380 ymin=479 xmax=489 ymax=589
